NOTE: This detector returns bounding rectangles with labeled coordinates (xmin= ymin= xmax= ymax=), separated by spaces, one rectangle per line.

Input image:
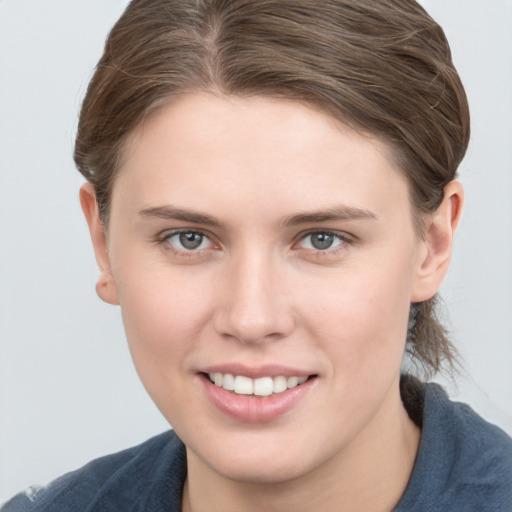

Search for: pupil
xmin=179 ymin=232 xmax=203 ymax=250
xmin=311 ymin=233 xmax=334 ymax=250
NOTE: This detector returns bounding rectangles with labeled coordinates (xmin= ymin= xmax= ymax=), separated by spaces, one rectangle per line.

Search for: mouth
xmin=203 ymin=372 xmax=313 ymax=397
xmin=198 ymin=364 xmax=318 ymax=422
xmin=200 ymin=371 xmax=317 ymax=422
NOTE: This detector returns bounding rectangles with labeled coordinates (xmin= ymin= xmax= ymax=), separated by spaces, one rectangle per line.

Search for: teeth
xmin=222 ymin=373 xmax=235 ymax=391
xmin=287 ymin=376 xmax=299 ymax=388
xmin=253 ymin=377 xmax=273 ymax=396
xmin=234 ymin=375 xmax=253 ymax=395
xmin=273 ymin=375 xmax=287 ymax=394
xmin=208 ymin=373 xmax=310 ymax=396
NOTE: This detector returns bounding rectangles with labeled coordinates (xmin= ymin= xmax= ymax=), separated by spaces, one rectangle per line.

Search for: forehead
xmin=128 ymin=93 xmax=391 ymax=164
xmin=114 ymin=93 xmax=411 ymax=223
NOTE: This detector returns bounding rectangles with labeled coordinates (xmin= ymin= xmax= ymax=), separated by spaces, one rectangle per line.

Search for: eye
xmin=298 ymin=231 xmax=345 ymax=251
xmin=164 ymin=230 xmax=212 ymax=251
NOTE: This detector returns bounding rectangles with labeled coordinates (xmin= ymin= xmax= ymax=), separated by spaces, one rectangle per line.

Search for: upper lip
xmin=199 ymin=363 xmax=315 ymax=379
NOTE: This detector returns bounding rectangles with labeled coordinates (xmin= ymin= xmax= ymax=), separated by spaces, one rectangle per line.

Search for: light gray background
xmin=1 ymin=0 xmax=511 ymax=503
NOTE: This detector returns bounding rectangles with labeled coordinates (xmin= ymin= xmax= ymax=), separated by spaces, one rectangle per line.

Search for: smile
xmin=208 ymin=373 xmax=309 ymax=396
xmin=201 ymin=370 xmax=317 ymax=422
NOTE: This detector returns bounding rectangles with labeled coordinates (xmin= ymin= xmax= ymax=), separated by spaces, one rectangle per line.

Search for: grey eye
xmin=165 ymin=231 xmax=211 ymax=251
xmin=299 ymin=232 xmax=343 ymax=251
xmin=310 ymin=233 xmax=334 ymax=250
xmin=179 ymin=232 xmax=204 ymax=250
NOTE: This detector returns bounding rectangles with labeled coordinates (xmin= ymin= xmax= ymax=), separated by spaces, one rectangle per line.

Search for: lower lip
xmin=200 ymin=374 xmax=316 ymax=423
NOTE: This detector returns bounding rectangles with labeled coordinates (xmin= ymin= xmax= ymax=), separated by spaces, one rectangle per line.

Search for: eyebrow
xmin=138 ymin=206 xmax=224 ymax=227
xmin=281 ymin=206 xmax=377 ymax=226
xmin=138 ymin=205 xmax=377 ymax=227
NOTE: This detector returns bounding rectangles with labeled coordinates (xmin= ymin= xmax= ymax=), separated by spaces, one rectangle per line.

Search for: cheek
xmin=114 ymin=268 xmax=216 ymax=426
xmin=301 ymin=257 xmax=414 ymax=377
xmin=114 ymin=263 xmax=212 ymax=379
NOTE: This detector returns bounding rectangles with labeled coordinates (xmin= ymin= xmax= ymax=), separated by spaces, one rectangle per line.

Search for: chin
xmin=212 ymin=455 xmax=310 ymax=484
xmin=185 ymin=428 xmax=326 ymax=485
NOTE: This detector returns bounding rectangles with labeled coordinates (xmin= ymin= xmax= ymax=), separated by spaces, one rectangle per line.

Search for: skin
xmin=81 ymin=93 xmax=463 ymax=512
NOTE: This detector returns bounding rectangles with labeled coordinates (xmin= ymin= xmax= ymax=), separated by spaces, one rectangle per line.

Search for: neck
xmin=182 ymin=382 xmax=420 ymax=512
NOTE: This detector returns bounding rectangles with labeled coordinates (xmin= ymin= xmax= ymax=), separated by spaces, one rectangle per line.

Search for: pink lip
xmin=200 ymin=363 xmax=312 ymax=379
xmin=199 ymin=372 xmax=316 ymax=423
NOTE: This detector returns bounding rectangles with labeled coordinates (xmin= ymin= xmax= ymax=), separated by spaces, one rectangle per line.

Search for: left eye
xmin=166 ymin=231 xmax=212 ymax=251
xmin=299 ymin=231 xmax=344 ymax=251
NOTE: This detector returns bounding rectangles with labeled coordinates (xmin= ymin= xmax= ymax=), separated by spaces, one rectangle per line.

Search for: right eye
xmin=162 ymin=230 xmax=213 ymax=252
xmin=297 ymin=230 xmax=347 ymax=252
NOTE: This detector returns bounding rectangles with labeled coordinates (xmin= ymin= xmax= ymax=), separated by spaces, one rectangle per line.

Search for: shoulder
xmin=1 ymin=430 xmax=186 ymax=512
xmin=397 ymin=380 xmax=512 ymax=511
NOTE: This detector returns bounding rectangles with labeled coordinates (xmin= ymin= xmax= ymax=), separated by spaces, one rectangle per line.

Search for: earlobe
xmin=79 ymin=183 xmax=120 ymax=305
xmin=411 ymin=180 xmax=464 ymax=302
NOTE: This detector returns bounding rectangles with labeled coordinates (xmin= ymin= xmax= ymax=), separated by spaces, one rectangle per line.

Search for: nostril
xmin=212 ymin=274 xmax=295 ymax=343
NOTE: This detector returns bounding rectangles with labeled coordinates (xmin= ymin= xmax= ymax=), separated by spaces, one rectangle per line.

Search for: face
xmin=85 ymin=94 xmax=441 ymax=484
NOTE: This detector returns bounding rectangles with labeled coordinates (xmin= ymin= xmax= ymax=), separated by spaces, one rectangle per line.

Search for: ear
xmin=80 ymin=183 xmax=119 ymax=305
xmin=411 ymin=180 xmax=464 ymax=302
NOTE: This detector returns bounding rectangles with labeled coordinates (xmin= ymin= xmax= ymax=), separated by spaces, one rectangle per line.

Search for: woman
xmin=3 ymin=0 xmax=511 ymax=510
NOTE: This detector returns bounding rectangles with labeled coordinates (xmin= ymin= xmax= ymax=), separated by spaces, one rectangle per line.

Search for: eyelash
xmin=155 ymin=229 xmax=216 ymax=257
xmin=155 ymin=229 xmax=353 ymax=258
xmin=295 ymin=230 xmax=352 ymax=257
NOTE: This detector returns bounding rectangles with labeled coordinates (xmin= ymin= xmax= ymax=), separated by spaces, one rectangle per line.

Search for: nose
xmin=213 ymin=250 xmax=295 ymax=345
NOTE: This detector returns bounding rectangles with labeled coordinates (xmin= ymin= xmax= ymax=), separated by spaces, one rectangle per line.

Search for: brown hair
xmin=74 ymin=0 xmax=470 ymax=377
